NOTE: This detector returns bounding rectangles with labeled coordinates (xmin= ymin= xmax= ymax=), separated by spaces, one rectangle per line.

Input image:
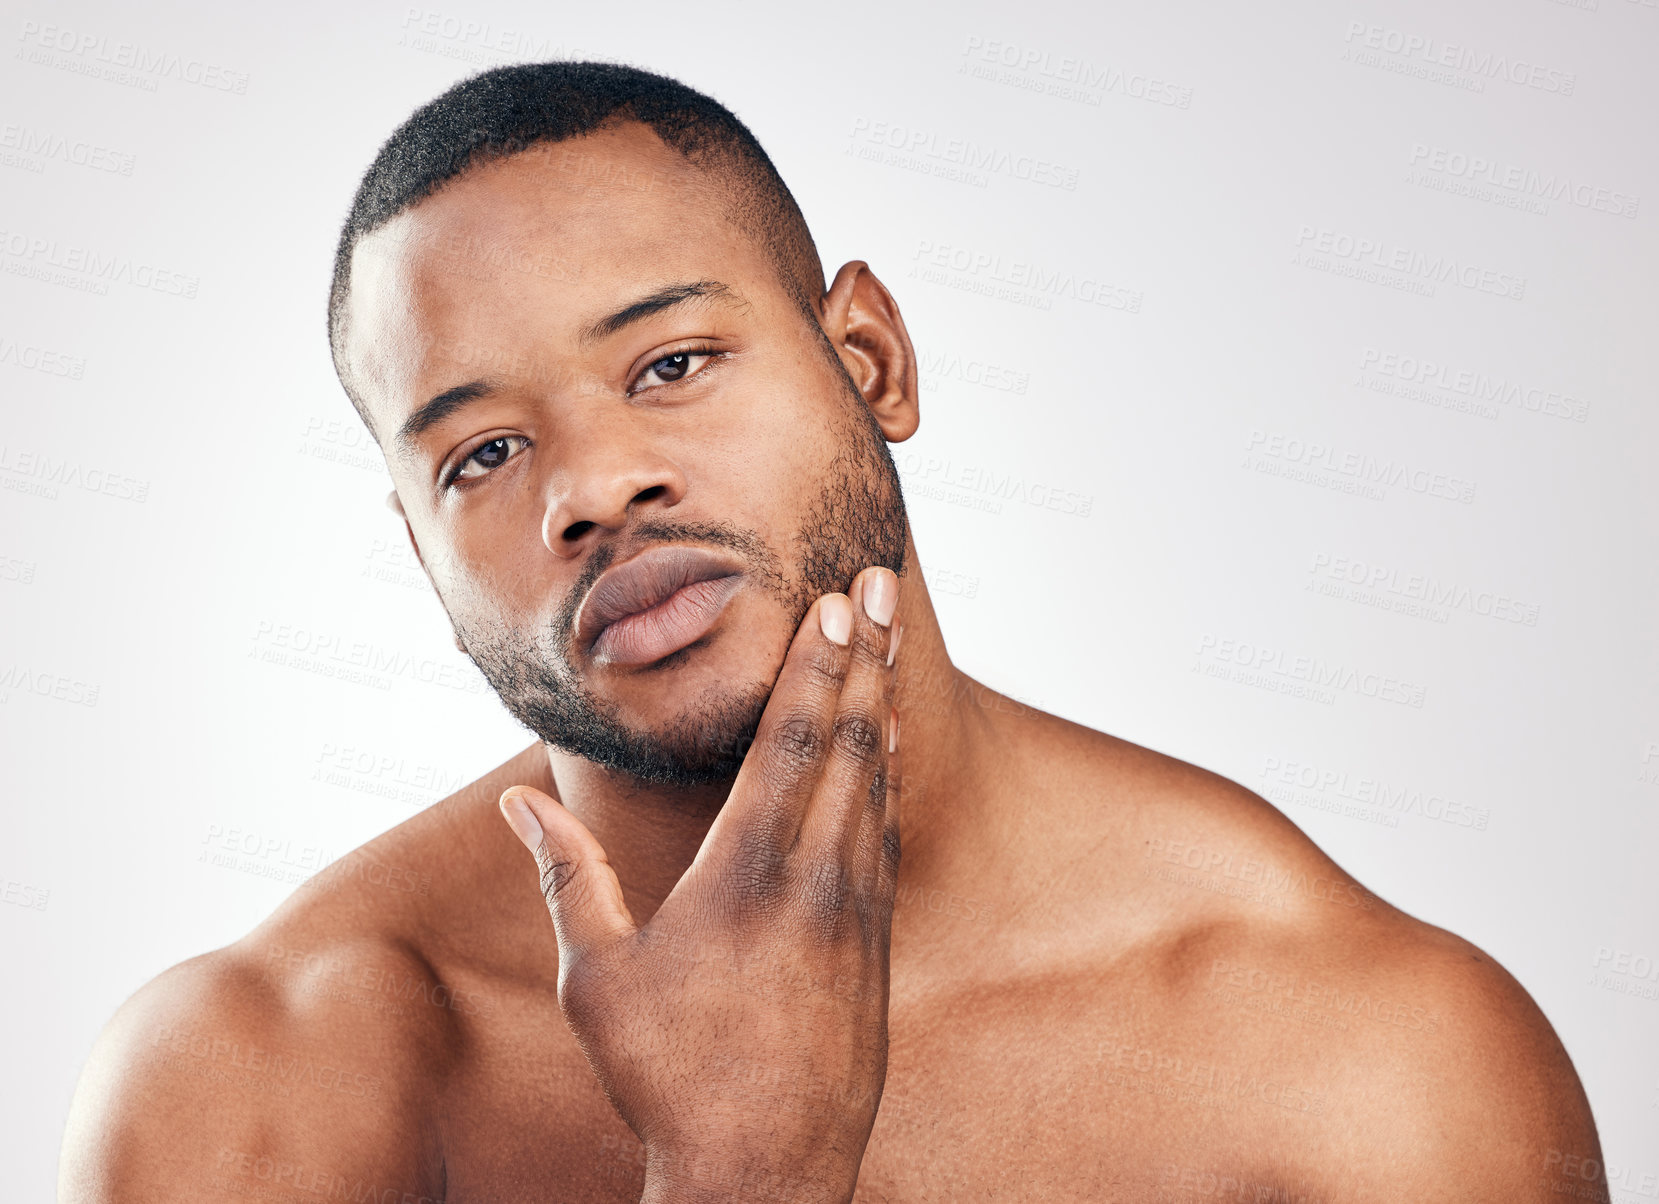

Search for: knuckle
xmin=851 ymin=623 xmax=889 ymax=671
xmin=832 ymin=711 xmax=884 ymax=765
xmin=727 ymin=827 xmax=792 ymax=908
xmin=798 ymin=639 xmax=848 ymax=691
xmin=881 ymin=823 xmax=903 ymax=879
xmin=767 ymin=712 xmax=825 ymax=769
xmin=545 ymin=870 xmax=591 ymax=926
xmin=535 ymin=847 xmax=582 ymax=908
xmin=866 ymin=766 xmax=889 ymax=816
xmin=796 ymin=859 xmax=855 ymax=941
xmin=556 ymin=950 xmax=610 ymax=1028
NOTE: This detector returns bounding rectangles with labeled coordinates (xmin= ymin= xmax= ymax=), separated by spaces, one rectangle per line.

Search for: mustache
xmin=552 ymin=518 xmax=783 ymax=652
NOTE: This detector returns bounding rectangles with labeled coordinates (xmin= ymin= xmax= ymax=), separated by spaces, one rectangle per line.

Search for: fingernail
xmin=889 ymin=709 xmax=900 ymax=754
xmin=886 ymin=621 xmax=904 ymax=667
xmin=499 ymin=792 xmax=544 ymax=852
xmin=864 ymin=568 xmax=897 ymax=628
xmin=820 ymin=594 xmax=853 ymax=645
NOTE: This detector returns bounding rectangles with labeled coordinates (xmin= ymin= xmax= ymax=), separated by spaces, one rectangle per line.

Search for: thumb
xmin=499 ymin=785 xmax=635 ymax=962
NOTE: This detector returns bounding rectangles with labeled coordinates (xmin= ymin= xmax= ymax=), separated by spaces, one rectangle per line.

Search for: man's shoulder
xmin=293 ymin=739 xmax=554 ymax=925
xmin=150 ymin=736 xmax=557 ymax=1042
xmin=59 ymin=742 xmax=557 ymax=1200
xmin=1046 ymin=723 xmax=1602 ymax=1196
xmin=57 ymin=930 xmax=452 ymax=1199
xmin=208 ymin=738 xmax=554 ymax=1003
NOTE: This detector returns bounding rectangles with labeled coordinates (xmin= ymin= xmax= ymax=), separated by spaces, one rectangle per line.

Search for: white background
xmin=2 ymin=0 xmax=1655 ymax=1196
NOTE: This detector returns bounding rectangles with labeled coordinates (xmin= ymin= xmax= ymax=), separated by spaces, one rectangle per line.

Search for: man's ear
xmin=387 ymin=489 xmax=467 ymax=655
xmin=820 ymin=261 xmax=921 ymax=443
xmin=386 ymin=489 xmax=425 ymax=570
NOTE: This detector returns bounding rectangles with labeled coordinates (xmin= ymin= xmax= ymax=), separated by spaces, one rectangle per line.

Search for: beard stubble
xmin=446 ymin=403 xmax=909 ymax=787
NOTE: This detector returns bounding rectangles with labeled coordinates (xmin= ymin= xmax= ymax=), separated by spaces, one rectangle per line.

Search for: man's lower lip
xmin=590 ymin=576 xmax=743 ymax=666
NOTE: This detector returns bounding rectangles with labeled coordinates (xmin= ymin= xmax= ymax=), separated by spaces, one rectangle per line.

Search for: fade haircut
xmin=326 ymin=61 xmax=825 ymax=430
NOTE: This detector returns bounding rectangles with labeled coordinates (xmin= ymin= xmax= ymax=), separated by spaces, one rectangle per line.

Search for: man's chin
xmin=538 ymin=680 xmax=773 ymax=789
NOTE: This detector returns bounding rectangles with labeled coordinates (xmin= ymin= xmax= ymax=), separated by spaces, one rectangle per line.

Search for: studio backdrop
xmin=1 ymin=0 xmax=1655 ymax=1196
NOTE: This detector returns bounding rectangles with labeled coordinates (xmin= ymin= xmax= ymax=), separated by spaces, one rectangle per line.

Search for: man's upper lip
xmin=574 ymin=545 xmax=744 ymax=650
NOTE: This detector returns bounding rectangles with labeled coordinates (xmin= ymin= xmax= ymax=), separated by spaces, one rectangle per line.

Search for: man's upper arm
xmin=58 ymin=946 xmax=448 ymax=1203
xmin=1446 ymin=951 xmax=1604 ymax=1202
xmin=1338 ymin=928 xmax=1606 ymax=1202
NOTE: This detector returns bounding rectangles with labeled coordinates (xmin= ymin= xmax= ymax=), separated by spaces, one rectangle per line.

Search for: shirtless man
xmin=59 ymin=62 xmax=1605 ymax=1203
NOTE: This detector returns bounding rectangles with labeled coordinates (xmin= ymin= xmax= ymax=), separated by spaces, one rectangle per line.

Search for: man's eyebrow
xmin=391 ymin=281 xmax=738 ymax=457
xmin=393 ymin=379 xmax=497 ymax=456
xmin=579 ymin=280 xmax=737 ymax=346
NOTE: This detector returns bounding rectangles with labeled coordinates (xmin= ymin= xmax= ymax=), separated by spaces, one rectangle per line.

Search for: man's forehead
xmin=341 ymin=123 xmax=766 ymax=415
xmin=351 ymin=124 xmax=731 ymax=319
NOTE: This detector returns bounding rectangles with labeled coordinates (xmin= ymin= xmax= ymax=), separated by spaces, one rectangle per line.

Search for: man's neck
xmin=542 ymin=565 xmax=1000 ymax=925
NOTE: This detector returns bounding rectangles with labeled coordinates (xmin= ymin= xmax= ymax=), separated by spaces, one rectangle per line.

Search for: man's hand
xmin=498 ymin=565 xmax=903 ymax=1204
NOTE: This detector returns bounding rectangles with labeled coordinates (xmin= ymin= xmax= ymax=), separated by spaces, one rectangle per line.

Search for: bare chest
xmin=436 ymin=976 xmax=1328 ymax=1203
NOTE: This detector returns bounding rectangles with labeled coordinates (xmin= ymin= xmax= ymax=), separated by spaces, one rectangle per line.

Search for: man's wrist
xmin=641 ymin=1150 xmax=853 ymax=1204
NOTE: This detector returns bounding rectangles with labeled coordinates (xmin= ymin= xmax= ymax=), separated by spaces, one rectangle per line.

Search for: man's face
xmin=341 ymin=123 xmax=908 ymax=785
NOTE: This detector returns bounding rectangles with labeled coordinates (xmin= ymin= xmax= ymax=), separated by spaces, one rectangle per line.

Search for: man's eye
xmin=453 ymin=435 xmax=527 ymax=482
xmin=637 ymin=351 xmax=715 ymax=391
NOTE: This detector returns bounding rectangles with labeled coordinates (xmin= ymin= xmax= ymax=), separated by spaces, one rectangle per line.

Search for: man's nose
xmin=540 ymin=428 xmax=687 ymax=557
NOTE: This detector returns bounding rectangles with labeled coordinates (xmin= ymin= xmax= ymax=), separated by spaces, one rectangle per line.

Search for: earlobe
xmin=386 ymin=488 xmax=465 ymax=655
xmin=822 ymin=261 xmax=921 ymax=444
xmin=390 ymin=489 xmax=429 ymax=577
xmin=394 ymin=500 xmax=428 ymax=580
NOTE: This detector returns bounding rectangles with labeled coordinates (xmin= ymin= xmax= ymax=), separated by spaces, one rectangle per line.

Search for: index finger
xmin=689 ymin=591 xmax=858 ymax=896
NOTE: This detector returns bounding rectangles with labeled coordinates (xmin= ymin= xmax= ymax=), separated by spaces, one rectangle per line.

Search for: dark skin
xmin=60 ymin=121 xmax=1605 ymax=1203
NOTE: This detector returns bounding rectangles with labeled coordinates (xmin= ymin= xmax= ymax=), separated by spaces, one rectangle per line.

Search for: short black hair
xmin=327 ymin=61 xmax=824 ymax=427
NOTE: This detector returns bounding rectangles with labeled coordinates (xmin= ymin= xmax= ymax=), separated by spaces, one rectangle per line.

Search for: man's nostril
xmin=562 ymin=520 xmax=596 ymax=542
xmin=633 ymin=485 xmax=667 ymax=505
